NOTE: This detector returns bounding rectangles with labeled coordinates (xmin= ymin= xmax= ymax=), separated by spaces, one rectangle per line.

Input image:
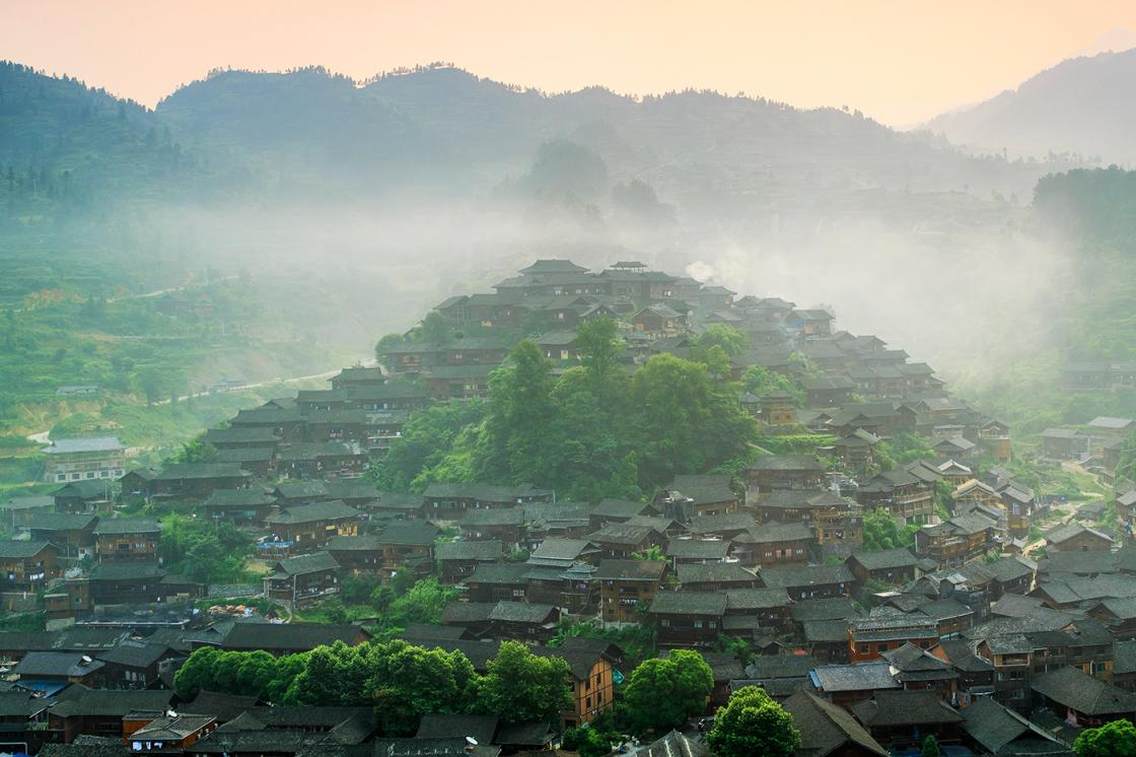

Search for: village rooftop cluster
xmin=2 ymin=259 xmax=1135 ymax=756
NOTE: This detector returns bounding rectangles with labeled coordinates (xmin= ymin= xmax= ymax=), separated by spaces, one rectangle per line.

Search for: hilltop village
xmin=2 ymin=259 xmax=1135 ymax=756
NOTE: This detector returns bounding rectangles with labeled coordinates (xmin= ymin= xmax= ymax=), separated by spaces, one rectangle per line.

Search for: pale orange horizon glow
xmin=2 ymin=0 xmax=1135 ymax=126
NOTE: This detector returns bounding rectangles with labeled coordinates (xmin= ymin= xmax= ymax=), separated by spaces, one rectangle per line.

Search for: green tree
xmin=707 ymin=685 xmax=800 ymax=757
xmin=475 ymin=640 xmax=573 ymax=724
xmin=622 ymin=649 xmax=713 ymax=733
xmin=475 ymin=340 xmax=554 ymax=484
xmin=384 ymin=577 xmax=457 ymax=628
xmin=1074 ymin=719 xmax=1136 ymax=757
xmin=367 ymin=640 xmax=479 ymax=734
xmin=175 ymin=435 xmax=217 ymax=463
xmin=631 ymin=354 xmax=755 ymax=486
xmin=922 ymin=734 xmax=942 ymax=757
xmin=862 ymin=508 xmax=918 ymax=551
xmin=562 ymin=725 xmax=613 ymax=757
xmin=370 ymin=400 xmax=485 ymax=492
xmin=575 ymin=317 xmax=625 ymax=396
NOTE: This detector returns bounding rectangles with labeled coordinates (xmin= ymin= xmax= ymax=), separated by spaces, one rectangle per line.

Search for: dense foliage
xmin=861 ymin=508 xmax=918 ymax=551
xmin=372 ymin=318 xmax=755 ymax=497
xmin=158 ymin=515 xmax=253 ymax=584
xmin=621 ymin=649 xmax=714 ymax=733
xmin=1073 ymin=719 xmax=1136 ymax=757
xmin=707 ymin=685 xmax=800 ymax=757
xmin=174 ymin=638 xmax=571 ymax=735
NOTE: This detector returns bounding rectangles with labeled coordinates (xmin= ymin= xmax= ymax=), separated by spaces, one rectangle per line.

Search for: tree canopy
xmin=707 ymin=685 xmax=800 ymax=757
xmin=622 ymin=649 xmax=714 ymax=733
xmin=1074 ymin=719 xmax=1136 ymax=757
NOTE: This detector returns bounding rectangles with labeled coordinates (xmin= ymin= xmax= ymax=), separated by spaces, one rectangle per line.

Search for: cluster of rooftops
xmin=9 ymin=259 xmax=1136 ymax=755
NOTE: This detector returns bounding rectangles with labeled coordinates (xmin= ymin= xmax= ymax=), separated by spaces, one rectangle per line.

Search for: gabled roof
xmin=266 ymin=501 xmax=361 ymax=525
xmin=724 ymin=588 xmax=793 ymax=611
xmin=761 ymin=564 xmax=854 ymax=589
xmin=849 ymin=548 xmax=918 ymax=571
xmin=96 ymin=640 xmax=176 ymax=668
xmin=810 ymin=662 xmax=899 ymax=693
xmin=591 ymin=498 xmax=654 ymax=519
xmin=1031 ymin=666 xmax=1136 ymax=716
xmin=13 ymin=652 xmax=106 ymax=678
xmin=151 ymin=463 xmax=250 ymax=481
xmin=586 ymin=523 xmax=659 ymax=545
xmin=271 ymin=551 xmax=340 ymax=576
xmin=648 ymin=591 xmax=727 ymax=616
xmin=852 ymin=690 xmax=962 ymax=727
xmin=435 ymin=540 xmax=502 ymax=562
xmin=24 ymin=509 xmax=96 ymax=527
xmin=595 ymin=559 xmax=667 ymax=581
xmin=0 ymin=540 xmax=54 ymax=559
xmin=1045 ymin=522 xmax=1114 ymax=547
xmin=676 ymin=562 xmax=756 ymax=585
xmin=960 ymin=697 xmax=1070 ymax=756
xmin=374 ymin=521 xmax=440 ymax=546
xmin=665 ymin=539 xmax=730 ymax=560
xmin=91 ymin=517 xmax=161 ymax=536
xmin=784 ymin=691 xmax=887 ymax=757
xmin=47 ymin=685 xmax=174 ymax=718
xmin=528 ymin=538 xmax=597 ymax=564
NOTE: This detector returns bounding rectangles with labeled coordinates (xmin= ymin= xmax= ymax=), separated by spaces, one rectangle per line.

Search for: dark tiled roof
xmin=14 ymin=651 xmax=107 ymax=680
xmin=466 ymin=563 xmax=530 ymax=585
xmin=1031 ymin=666 xmax=1136 ymax=716
xmin=595 ymin=559 xmax=667 ymax=581
xmin=266 ymin=501 xmax=361 ymax=525
xmin=784 ymin=690 xmax=887 ymax=757
xmin=811 ymin=662 xmax=900 ymax=693
xmin=852 ymin=690 xmax=963 ymax=727
xmin=677 ymin=562 xmax=757 ymax=585
xmin=436 ymin=540 xmax=503 ymax=561
xmin=91 ymin=517 xmax=160 ymax=535
xmin=725 ymin=588 xmax=792 ymax=611
xmin=666 ymin=539 xmax=730 ymax=560
xmin=761 ymin=564 xmax=853 ymax=589
xmin=48 ymin=685 xmax=174 ymax=718
xmin=849 ymin=548 xmax=918 ymax=571
xmin=960 ymin=697 xmax=1069 ymax=756
xmin=648 ymin=591 xmax=726 ymax=616
xmin=96 ymin=641 xmax=175 ymax=668
xmin=374 ymin=521 xmax=441 ymax=546
xmin=272 ymin=552 xmax=341 ymax=576
xmin=791 ymin=597 xmax=862 ymax=622
xmin=0 ymin=540 xmax=53 ymax=558
xmin=586 ymin=523 xmax=659 ymax=545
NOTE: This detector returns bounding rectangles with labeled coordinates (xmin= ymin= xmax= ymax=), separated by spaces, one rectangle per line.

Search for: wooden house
xmin=1045 ymin=523 xmax=1114 ymax=553
xmin=743 ymin=455 xmax=826 ymax=495
xmin=595 ymin=559 xmax=666 ymax=624
xmin=0 ymin=540 xmax=60 ymax=593
xmin=262 ymin=552 xmax=342 ymax=608
xmin=846 ymin=548 xmax=919 ymax=587
xmin=264 ymin=501 xmax=362 ymax=553
xmin=325 ymin=535 xmax=384 ymax=574
xmin=436 ymin=540 xmax=503 ymax=583
xmin=92 ymin=518 xmax=160 ymax=564
xmin=24 ymin=513 xmax=98 ymax=561
xmin=647 ymin=590 xmax=727 ymax=648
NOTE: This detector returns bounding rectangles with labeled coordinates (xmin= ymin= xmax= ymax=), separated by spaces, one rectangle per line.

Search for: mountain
xmin=155 ymin=64 xmax=1050 ymax=209
xmin=925 ymin=48 xmax=1136 ymax=166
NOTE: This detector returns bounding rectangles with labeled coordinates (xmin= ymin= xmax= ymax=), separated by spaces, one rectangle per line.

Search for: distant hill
xmin=154 ymin=64 xmax=1059 ymax=211
xmin=925 ymin=48 xmax=1136 ymax=166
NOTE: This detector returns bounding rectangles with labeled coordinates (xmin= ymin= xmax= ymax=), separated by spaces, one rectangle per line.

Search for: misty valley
xmin=3 ymin=39 xmax=1136 ymax=757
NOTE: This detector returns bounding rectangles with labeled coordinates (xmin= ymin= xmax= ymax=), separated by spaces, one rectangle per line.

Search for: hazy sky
xmin=3 ymin=0 xmax=1135 ymax=125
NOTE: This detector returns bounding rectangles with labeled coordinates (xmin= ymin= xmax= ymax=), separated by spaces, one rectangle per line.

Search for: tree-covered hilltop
xmin=372 ymin=319 xmax=758 ymax=499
